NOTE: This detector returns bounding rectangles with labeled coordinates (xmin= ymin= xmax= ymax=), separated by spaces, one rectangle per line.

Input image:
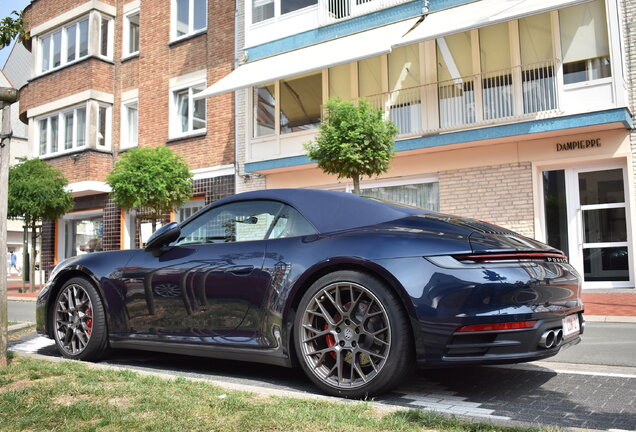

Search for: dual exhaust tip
xmin=539 ymin=328 xmax=563 ymax=349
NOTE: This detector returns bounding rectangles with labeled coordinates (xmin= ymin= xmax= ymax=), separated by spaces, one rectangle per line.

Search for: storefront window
xmin=65 ymin=216 xmax=104 ymax=258
xmin=361 ymin=182 xmax=439 ymax=211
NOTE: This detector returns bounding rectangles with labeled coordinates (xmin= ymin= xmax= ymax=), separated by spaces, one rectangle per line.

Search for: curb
xmin=7 ymin=296 xmax=38 ymax=302
xmin=8 ymin=322 xmax=35 ymax=334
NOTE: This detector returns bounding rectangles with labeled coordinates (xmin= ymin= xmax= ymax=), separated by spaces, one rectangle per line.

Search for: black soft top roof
xmin=212 ymin=189 xmax=427 ymax=234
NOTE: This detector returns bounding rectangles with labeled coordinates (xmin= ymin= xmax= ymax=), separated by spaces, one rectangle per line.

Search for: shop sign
xmin=556 ymin=138 xmax=601 ymax=152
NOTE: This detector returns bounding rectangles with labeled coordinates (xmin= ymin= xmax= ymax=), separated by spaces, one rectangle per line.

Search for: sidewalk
xmin=4 ymin=278 xmax=636 ymax=321
xmin=6 ymin=279 xmax=41 ymax=301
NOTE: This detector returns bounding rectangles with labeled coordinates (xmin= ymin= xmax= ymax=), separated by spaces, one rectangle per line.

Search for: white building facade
xmin=202 ymin=0 xmax=634 ymax=290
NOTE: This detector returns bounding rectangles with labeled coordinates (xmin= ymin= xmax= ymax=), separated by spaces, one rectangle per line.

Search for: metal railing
xmin=319 ymin=0 xmax=411 ymax=25
xmin=363 ymin=60 xmax=558 ymax=136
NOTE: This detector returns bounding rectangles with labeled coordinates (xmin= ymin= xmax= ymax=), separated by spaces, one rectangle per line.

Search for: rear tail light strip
xmin=456 ymin=321 xmax=537 ymax=333
xmin=454 ymin=252 xmax=568 ymax=263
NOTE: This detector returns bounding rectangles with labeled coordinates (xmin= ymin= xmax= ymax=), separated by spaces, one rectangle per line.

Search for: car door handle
xmin=225 ymin=265 xmax=254 ymax=275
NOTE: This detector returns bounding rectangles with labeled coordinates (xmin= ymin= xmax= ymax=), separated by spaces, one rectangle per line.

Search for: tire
xmin=294 ymin=270 xmax=414 ymax=398
xmin=51 ymin=277 xmax=110 ymax=361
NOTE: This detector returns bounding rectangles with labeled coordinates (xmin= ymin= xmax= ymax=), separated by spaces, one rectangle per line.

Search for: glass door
xmin=576 ymin=168 xmax=630 ymax=285
xmin=542 ymin=164 xmax=633 ymax=289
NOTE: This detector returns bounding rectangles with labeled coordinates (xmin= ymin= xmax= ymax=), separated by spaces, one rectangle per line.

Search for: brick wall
xmin=439 ymin=162 xmax=534 ymax=237
xmin=24 ymin=0 xmax=115 ymax=31
xmin=45 ymin=150 xmax=114 ymax=183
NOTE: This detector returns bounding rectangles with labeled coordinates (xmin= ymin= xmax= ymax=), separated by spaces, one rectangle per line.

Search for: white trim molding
xmin=65 ymin=181 xmax=112 ymax=197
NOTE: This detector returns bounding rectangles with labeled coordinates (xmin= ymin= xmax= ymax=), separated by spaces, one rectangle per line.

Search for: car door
xmin=123 ymin=200 xmax=285 ymax=344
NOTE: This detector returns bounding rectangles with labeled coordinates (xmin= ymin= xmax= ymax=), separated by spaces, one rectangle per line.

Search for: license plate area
xmin=562 ymin=314 xmax=580 ymax=338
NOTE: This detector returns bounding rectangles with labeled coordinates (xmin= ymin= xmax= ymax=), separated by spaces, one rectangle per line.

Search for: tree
xmin=0 ymin=10 xmax=29 ymax=48
xmin=304 ymin=98 xmax=397 ymax=194
xmin=8 ymin=159 xmax=74 ymax=293
xmin=107 ymin=146 xmax=193 ymax=232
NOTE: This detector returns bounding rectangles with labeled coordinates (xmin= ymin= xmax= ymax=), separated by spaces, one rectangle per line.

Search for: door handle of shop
xmin=225 ymin=265 xmax=254 ymax=275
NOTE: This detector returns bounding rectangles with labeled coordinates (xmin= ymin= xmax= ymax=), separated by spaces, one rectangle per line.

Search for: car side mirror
xmin=145 ymin=222 xmax=181 ymax=256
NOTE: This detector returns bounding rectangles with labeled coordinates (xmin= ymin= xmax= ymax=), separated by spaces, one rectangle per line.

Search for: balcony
xmin=245 ymin=0 xmax=415 ymax=49
xmin=319 ymin=0 xmax=415 ymax=25
xmin=365 ymin=59 xmax=559 ymax=138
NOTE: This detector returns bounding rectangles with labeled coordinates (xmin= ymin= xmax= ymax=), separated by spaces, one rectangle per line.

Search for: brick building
xmin=19 ymin=0 xmax=236 ymax=275
xmin=200 ymin=0 xmax=635 ymax=290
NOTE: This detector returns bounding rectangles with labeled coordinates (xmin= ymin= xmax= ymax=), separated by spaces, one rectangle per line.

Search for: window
xmin=97 ymin=105 xmax=111 ymax=147
xmin=39 ymin=18 xmax=91 ymax=73
xmin=175 ymin=198 xmax=205 ymax=223
xmin=171 ymin=83 xmax=206 ymax=137
xmin=99 ymin=15 xmax=113 ymax=58
xmin=388 ymin=44 xmax=421 ymax=135
xmin=176 ymin=201 xmax=284 ymax=245
xmin=121 ymin=99 xmax=139 ymax=149
xmin=360 ymin=181 xmax=439 ymax=211
xmin=519 ymin=13 xmax=556 ymax=113
xmin=253 ymin=84 xmax=276 ymax=137
xmin=251 ymin=0 xmax=317 ymax=24
xmin=64 ymin=214 xmax=104 ymax=258
xmin=559 ymin=0 xmax=611 ymax=84
xmin=173 ymin=0 xmax=206 ymax=40
xmin=124 ymin=10 xmax=140 ymax=57
xmin=37 ymin=106 xmax=87 ymax=156
xmin=436 ymin=31 xmax=475 ymax=128
xmin=280 ymin=73 xmax=321 ymax=134
xmin=480 ymin=23 xmax=513 ymax=120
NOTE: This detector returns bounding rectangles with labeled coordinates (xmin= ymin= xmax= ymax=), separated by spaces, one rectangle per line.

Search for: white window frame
xmin=171 ymin=0 xmax=207 ymax=41
xmin=123 ymin=9 xmax=140 ymax=58
xmin=98 ymin=14 xmax=114 ymax=60
xmin=96 ymin=103 xmax=112 ymax=149
xmin=121 ymin=98 xmax=139 ymax=150
xmin=35 ymin=104 xmax=88 ymax=157
xmin=37 ymin=16 xmax=90 ymax=75
xmin=169 ymin=77 xmax=207 ymax=139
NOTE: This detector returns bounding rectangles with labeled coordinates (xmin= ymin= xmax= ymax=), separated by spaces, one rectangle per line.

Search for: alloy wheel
xmin=54 ymin=283 xmax=94 ymax=355
xmin=300 ymin=282 xmax=391 ymax=389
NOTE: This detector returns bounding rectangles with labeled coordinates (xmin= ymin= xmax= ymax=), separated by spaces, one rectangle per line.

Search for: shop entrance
xmin=542 ymin=164 xmax=633 ymax=289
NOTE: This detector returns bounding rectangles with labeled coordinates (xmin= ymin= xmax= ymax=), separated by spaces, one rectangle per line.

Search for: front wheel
xmin=51 ymin=277 xmax=110 ymax=361
xmin=294 ymin=270 xmax=414 ymax=398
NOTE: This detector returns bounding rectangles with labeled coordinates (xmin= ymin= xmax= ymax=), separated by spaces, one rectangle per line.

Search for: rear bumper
xmin=416 ymin=312 xmax=584 ymax=367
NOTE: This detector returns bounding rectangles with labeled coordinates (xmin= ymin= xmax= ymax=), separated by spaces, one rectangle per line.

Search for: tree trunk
xmin=21 ymin=225 xmax=27 ymax=293
xmin=352 ymin=174 xmax=361 ymax=194
xmin=29 ymin=223 xmax=36 ymax=293
xmin=0 ymin=102 xmax=10 ymax=367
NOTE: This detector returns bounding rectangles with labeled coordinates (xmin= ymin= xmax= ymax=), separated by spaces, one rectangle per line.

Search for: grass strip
xmin=0 ymin=355 xmax=554 ymax=432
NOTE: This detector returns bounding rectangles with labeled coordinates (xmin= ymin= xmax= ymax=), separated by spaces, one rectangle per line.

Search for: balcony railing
xmin=319 ymin=0 xmax=413 ymax=25
xmin=364 ymin=60 xmax=559 ymax=136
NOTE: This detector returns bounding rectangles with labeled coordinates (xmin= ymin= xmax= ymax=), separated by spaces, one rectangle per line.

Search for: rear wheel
xmin=294 ymin=270 xmax=413 ymax=398
xmin=51 ymin=277 xmax=110 ymax=361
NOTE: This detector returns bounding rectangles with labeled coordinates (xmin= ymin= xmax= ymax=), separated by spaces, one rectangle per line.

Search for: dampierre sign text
xmin=556 ymin=138 xmax=601 ymax=152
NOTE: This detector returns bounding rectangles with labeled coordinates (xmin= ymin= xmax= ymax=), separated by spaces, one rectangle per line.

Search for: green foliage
xmin=0 ymin=10 xmax=28 ymax=49
xmin=304 ymin=98 xmax=397 ymax=193
xmin=8 ymin=158 xmax=74 ymax=225
xmin=107 ymin=146 xmax=193 ymax=220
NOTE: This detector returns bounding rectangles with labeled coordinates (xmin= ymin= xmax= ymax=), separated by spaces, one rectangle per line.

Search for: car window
xmin=268 ymin=205 xmax=318 ymax=239
xmin=174 ymin=200 xmax=284 ymax=245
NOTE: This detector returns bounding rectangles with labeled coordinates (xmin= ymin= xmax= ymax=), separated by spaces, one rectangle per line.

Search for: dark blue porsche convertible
xmin=36 ymin=189 xmax=583 ymax=397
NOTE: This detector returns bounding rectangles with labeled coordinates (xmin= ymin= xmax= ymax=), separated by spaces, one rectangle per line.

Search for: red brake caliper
xmin=85 ymin=306 xmax=93 ymax=335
